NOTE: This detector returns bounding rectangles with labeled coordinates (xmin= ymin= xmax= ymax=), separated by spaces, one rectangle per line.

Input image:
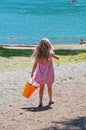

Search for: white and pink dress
xmin=34 ymin=52 xmax=54 ymax=84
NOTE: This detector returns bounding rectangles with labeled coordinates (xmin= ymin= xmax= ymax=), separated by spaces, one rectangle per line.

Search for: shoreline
xmin=0 ymin=43 xmax=86 ymax=50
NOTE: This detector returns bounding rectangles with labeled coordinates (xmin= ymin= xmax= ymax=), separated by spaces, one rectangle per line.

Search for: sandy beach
xmin=1 ymin=44 xmax=86 ymax=50
xmin=0 ymin=45 xmax=86 ymax=130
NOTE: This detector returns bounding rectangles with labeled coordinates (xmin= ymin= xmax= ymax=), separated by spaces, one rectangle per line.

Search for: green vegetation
xmin=0 ymin=46 xmax=86 ymax=72
xmin=0 ymin=46 xmax=33 ymax=72
xmin=54 ymin=49 xmax=86 ymax=65
xmin=0 ymin=46 xmax=33 ymax=57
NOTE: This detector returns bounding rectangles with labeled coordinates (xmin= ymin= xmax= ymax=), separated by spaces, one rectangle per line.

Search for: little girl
xmin=31 ymin=38 xmax=59 ymax=107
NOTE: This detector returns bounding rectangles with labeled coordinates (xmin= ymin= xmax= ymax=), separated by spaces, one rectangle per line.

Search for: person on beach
xmin=80 ymin=39 xmax=86 ymax=44
xmin=31 ymin=38 xmax=59 ymax=107
xmin=71 ymin=0 xmax=77 ymax=3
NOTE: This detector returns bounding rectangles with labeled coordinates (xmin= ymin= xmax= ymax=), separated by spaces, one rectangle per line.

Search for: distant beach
xmin=1 ymin=43 xmax=86 ymax=50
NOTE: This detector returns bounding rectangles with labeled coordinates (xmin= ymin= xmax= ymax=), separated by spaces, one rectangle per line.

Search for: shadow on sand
xmin=21 ymin=105 xmax=53 ymax=112
xmin=40 ymin=116 xmax=86 ymax=130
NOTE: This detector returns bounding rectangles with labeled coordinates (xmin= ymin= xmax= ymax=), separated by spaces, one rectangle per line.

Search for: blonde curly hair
xmin=33 ymin=38 xmax=53 ymax=61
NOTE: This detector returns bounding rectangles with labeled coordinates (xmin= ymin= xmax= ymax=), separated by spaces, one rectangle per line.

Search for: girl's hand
xmin=53 ymin=54 xmax=59 ymax=60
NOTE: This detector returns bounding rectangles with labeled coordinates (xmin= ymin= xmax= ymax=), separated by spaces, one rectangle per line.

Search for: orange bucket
xmin=22 ymin=82 xmax=37 ymax=98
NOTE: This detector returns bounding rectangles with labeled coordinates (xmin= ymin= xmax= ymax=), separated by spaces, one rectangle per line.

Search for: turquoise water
xmin=0 ymin=0 xmax=86 ymax=45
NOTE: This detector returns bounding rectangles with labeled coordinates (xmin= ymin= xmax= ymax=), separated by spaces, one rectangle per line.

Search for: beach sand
xmin=0 ymin=44 xmax=86 ymax=130
xmin=1 ymin=44 xmax=86 ymax=50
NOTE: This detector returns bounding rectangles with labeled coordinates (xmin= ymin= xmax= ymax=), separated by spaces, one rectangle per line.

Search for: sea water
xmin=0 ymin=0 xmax=86 ymax=45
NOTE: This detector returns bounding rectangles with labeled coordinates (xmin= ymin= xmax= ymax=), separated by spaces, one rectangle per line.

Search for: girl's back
xmin=34 ymin=52 xmax=54 ymax=84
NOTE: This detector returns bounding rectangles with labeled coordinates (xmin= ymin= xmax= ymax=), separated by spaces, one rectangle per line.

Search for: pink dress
xmin=34 ymin=52 xmax=54 ymax=84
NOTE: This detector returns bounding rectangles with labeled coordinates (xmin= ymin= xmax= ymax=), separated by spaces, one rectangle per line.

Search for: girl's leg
xmin=47 ymin=83 xmax=53 ymax=102
xmin=39 ymin=84 xmax=45 ymax=105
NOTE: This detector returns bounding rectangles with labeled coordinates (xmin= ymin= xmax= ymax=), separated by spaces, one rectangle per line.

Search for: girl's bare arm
xmin=52 ymin=54 xmax=59 ymax=60
xmin=31 ymin=60 xmax=38 ymax=77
